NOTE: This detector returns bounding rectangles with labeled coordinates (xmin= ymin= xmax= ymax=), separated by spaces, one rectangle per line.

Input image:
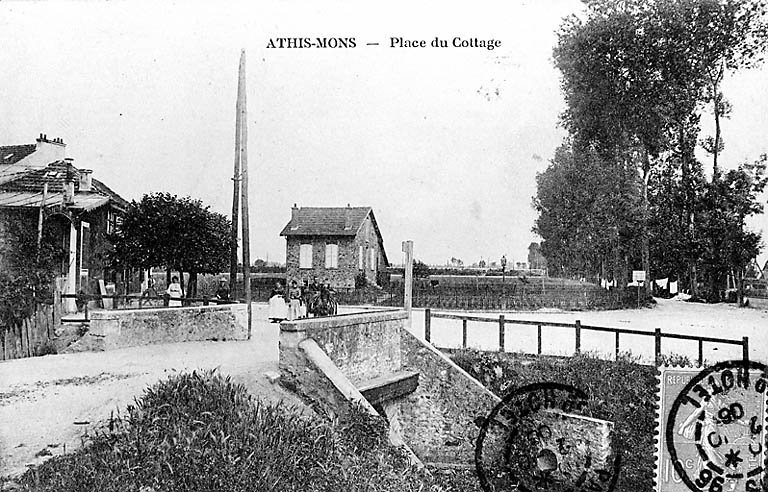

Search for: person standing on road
xmin=287 ymin=280 xmax=302 ymax=320
xmin=167 ymin=276 xmax=183 ymax=307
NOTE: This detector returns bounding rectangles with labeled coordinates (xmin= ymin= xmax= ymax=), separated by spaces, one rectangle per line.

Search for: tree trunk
xmin=711 ymin=65 xmax=724 ymax=179
xmin=187 ymin=271 xmax=198 ymax=299
xmin=641 ymin=149 xmax=651 ymax=295
xmin=736 ymin=267 xmax=744 ymax=307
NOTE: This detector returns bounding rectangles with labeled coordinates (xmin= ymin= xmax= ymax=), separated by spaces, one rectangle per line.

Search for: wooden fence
xmin=1 ymin=302 xmax=57 ymax=360
xmin=424 ymin=308 xmax=749 ymax=366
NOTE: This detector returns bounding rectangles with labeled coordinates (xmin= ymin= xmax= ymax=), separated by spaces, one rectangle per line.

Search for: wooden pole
xmin=424 ymin=308 xmax=431 ymax=343
xmin=498 ymin=314 xmax=505 ymax=352
xmin=575 ymin=320 xmax=581 ymax=355
xmin=229 ymin=53 xmax=243 ymax=297
xmin=402 ymin=240 xmax=414 ymax=326
xmin=238 ymin=50 xmax=252 ymax=339
xmin=742 ymin=336 xmax=749 ymax=363
xmin=654 ymin=328 xmax=662 ymax=366
xmin=36 ymin=182 xmax=48 ymax=255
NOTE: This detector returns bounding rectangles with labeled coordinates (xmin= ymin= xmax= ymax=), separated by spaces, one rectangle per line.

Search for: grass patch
xmin=450 ymin=350 xmax=683 ymax=492
xmin=9 ymin=370 xmax=443 ymax=492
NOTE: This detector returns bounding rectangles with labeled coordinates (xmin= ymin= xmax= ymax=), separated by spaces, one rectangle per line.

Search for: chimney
xmin=34 ymin=133 xmax=66 ymax=163
xmin=292 ymin=203 xmax=298 ymax=219
xmin=63 ymin=158 xmax=76 ymax=205
xmin=78 ymin=169 xmax=93 ymax=192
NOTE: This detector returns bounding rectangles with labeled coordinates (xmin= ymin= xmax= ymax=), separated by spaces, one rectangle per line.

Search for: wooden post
xmin=742 ymin=337 xmax=749 ymax=363
xmin=424 ymin=308 xmax=431 ymax=343
xmin=36 ymin=182 xmax=48 ymax=255
xmin=698 ymin=340 xmax=704 ymax=367
xmin=235 ymin=50 xmax=252 ymax=339
xmin=462 ymin=319 xmax=467 ymax=349
xmin=575 ymin=320 xmax=581 ymax=355
xmin=537 ymin=324 xmax=542 ymax=355
xmin=53 ymin=279 xmax=62 ymax=327
xmin=229 ymin=53 xmax=243 ymax=298
xmin=615 ymin=331 xmax=620 ymax=360
xmin=499 ymin=314 xmax=505 ymax=352
xmin=654 ymin=328 xmax=662 ymax=366
xmin=402 ymin=240 xmax=414 ymax=326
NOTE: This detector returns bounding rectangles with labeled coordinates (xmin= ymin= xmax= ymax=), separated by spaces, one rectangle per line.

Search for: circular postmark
xmin=475 ymin=382 xmax=621 ymax=492
xmin=665 ymin=360 xmax=768 ymax=492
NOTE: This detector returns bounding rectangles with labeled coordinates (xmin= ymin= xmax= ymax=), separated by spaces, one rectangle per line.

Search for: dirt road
xmin=0 ymin=303 xmax=305 ymax=478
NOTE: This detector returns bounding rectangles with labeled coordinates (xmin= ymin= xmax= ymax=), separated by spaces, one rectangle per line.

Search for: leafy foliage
xmin=538 ymin=0 xmax=768 ymax=300
xmin=16 ymin=370 xmax=439 ymax=492
xmin=109 ymin=193 xmax=233 ymax=296
xmin=0 ymin=218 xmax=66 ymax=335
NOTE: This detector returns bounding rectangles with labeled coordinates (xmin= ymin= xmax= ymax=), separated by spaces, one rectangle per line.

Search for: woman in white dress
xmin=166 ymin=276 xmax=183 ymax=307
xmin=268 ymin=282 xmax=288 ymax=322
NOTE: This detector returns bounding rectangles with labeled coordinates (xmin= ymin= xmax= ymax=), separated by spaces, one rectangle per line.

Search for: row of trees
xmin=534 ymin=0 xmax=768 ymax=303
xmin=109 ymin=192 xmax=232 ymax=298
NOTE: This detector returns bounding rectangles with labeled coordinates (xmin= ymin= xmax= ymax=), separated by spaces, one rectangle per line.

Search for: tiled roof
xmin=0 ymin=161 xmax=128 ymax=212
xmin=0 ymin=144 xmax=36 ymax=165
xmin=0 ymin=191 xmax=109 ymax=211
xmin=280 ymin=207 xmax=373 ymax=237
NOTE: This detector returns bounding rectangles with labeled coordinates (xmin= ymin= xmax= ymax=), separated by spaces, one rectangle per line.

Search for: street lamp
xmin=501 ymin=255 xmax=507 ymax=297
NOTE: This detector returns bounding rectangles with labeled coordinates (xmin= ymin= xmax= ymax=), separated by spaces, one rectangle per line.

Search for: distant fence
xmin=383 ymin=279 xmax=626 ymax=311
xmin=424 ymin=309 xmax=749 ymax=366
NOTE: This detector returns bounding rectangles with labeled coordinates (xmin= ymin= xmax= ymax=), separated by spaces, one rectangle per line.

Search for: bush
xmin=16 ymin=370 xmax=435 ymax=492
xmin=354 ymin=272 xmax=368 ymax=289
xmin=451 ymin=350 xmax=659 ymax=492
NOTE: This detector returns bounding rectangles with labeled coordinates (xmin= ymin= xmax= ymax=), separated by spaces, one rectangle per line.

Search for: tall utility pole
xmin=231 ymin=49 xmax=252 ymax=338
xmin=230 ymin=57 xmax=243 ymax=296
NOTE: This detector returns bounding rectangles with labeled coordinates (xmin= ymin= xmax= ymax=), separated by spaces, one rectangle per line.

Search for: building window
xmin=325 ymin=243 xmax=338 ymax=269
xmin=369 ymin=248 xmax=375 ymax=271
xmin=106 ymin=210 xmax=121 ymax=234
xmin=358 ymin=245 xmax=364 ymax=270
xmin=299 ymin=244 xmax=313 ymax=269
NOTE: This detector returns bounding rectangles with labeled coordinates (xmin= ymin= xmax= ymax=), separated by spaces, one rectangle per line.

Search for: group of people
xmin=268 ymin=277 xmax=337 ymax=322
xmin=142 ymin=276 xmax=232 ymax=307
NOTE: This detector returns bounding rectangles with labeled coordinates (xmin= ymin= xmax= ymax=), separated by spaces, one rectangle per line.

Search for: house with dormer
xmin=0 ymin=134 xmax=129 ymax=309
xmin=280 ymin=205 xmax=389 ymax=289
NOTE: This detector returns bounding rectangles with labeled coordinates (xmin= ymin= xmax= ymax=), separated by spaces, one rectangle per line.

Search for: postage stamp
xmin=475 ymin=382 xmax=620 ymax=492
xmin=657 ymin=361 xmax=768 ymax=492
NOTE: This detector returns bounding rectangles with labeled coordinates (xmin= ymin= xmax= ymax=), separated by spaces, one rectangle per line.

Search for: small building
xmin=0 ymin=134 xmax=129 ymax=309
xmin=280 ymin=205 xmax=389 ymax=289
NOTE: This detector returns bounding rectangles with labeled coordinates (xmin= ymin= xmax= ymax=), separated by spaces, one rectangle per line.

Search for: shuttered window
xmin=359 ymin=246 xmax=364 ymax=270
xmin=325 ymin=243 xmax=338 ymax=269
xmin=299 ymin=244 xmax=313 ymax=269
xmin=369 ymin=248 xmax=375 ymax=271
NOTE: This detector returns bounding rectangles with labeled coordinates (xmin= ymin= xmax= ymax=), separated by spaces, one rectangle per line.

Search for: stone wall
xmin=392 ymin=330 xmax=500 ymax=465
xmin=283 ymin=215 xmax=386 ymax=289
xmin=280 ymin=310 xmax=404 ymax=387
xmin=285 ymin=236 xmax=357 ymax=289
xmin=278 ymin=309 xmax=614 ymax=468
xmin=64 ymin=303 xmax=249 ymax=352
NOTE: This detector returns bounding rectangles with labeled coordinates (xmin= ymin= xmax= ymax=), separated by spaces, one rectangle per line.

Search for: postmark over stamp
xmin=657 ymin=361 xmax=768 ymax=492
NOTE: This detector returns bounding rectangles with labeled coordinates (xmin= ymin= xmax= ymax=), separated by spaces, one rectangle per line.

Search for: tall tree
xmin=110 ymin=193 xmax=234 ymax=299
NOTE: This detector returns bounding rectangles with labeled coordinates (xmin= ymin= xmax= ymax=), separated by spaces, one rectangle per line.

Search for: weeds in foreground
xmin=12 ymin=370 xmax=438 ymax=492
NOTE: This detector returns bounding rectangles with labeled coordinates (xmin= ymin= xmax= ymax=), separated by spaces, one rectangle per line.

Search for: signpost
xmin=632 ymin=270 xmax=646 ymax=308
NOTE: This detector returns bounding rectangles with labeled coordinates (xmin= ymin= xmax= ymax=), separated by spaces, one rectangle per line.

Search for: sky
xmin=1 ymin=0 xmax=767 ymax=267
